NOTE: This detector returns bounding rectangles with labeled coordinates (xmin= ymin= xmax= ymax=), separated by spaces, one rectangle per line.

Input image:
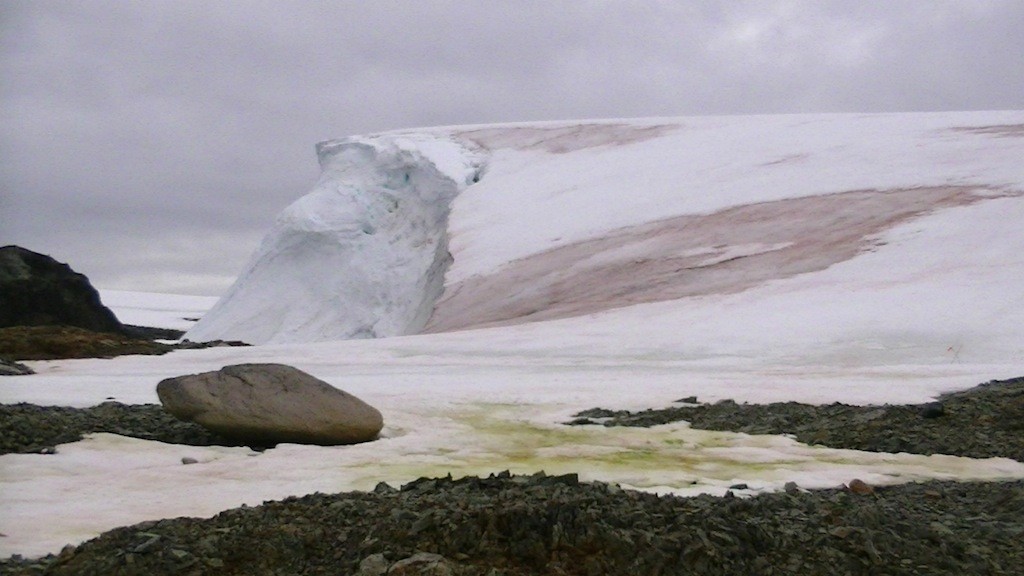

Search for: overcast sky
xmin=2 ymin=1 xmax=1022 ymax=295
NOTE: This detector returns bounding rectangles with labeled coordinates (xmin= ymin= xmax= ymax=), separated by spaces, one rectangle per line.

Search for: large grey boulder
xmin=156 ymin=363 xmax=382 ymax=445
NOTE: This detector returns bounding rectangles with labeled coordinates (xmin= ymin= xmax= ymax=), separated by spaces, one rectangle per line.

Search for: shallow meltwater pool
xmin=347 ymin=402 xmax=1024 ymax=495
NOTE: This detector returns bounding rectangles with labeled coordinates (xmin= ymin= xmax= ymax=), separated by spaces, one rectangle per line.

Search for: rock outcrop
xmin=156 ymin=363 xmax=383 ymax=445
xmin=0 ymin=358 xmax=34 ymax=377
xmin=0 ymin=245 xmax=123 ymax=333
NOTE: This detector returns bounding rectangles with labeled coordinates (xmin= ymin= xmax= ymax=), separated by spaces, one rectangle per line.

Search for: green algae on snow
xmin=351 ymin=402 xmax=1024 ymax=493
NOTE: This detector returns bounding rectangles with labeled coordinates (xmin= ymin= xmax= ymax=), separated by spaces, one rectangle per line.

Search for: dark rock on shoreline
xmin=570 ymin=376 xmax=1024 ymax=462
xmin=0 ymin=358 xmax=34 ymax=376
xmin=0 ymin=325 xmax=175 ymax=361
xmin=174 ymin=339 xmax=252 ymax=350
xmin=0 ymin=245 xmax=244 ymax=361
xmin=0 ymin=245 xmax=124 ymax=333
xmin=4 ymin=473 xmax=1024 ymax=576
xmin=0 ymin=326 xmax=251 ymax=362
xmin=121 ymin=324 xmax=186 ymax=341
xmin=0 ymin=402 xmax=246 ymax=455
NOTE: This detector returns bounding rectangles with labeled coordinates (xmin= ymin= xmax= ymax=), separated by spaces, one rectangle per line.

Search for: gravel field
xmin=2 ymin=377 xmax=1022 ymax=575
xmin=4 ymin=474 xmax=1023 ymax=576
xmin=571 ymin=376 xmax=1024 ymax=461
xmin=0 ymin=402 xmax=245 ymax=455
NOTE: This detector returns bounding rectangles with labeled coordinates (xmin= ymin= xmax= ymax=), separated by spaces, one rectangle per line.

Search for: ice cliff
xmin=185 ymin=134 xmax=485 ymax=345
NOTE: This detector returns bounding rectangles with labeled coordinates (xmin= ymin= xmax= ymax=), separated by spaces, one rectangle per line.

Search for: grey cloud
xmin=2 ymin=1 xmax=1022 ymax=295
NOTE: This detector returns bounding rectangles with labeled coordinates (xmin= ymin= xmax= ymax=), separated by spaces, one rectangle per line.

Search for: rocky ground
xmin=3 ymin=474 xmax=1024 ymax=576
xmin=0 ymin=402 xmax=246 ymax=455
xmin=0 ymin=325 xmax=249 ymax=363
xmin=568 ymin=376 xmax=1024 ymax=461
xmin=1 ymin=377 xmax=1023 ymax=575
xmin=0 ymin=325 xmax=174 ymax=361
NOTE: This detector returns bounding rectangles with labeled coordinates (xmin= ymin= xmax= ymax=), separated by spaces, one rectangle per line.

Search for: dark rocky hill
xmin=0 ymin=245 xmax=123 ymax=333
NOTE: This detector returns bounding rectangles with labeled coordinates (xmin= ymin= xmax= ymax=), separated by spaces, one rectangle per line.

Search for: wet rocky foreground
xmin=2 ymin=376 xmax=1023 ymax=575
xmin=568 ymin=376 xmax=1024 ymax=462
xmin=4 ymin=474 xmax=1024 ymax=576
xmin=0 ymin=402 xmax=247 ymax=455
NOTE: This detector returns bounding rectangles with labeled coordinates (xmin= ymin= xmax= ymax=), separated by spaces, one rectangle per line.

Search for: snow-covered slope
xmin=186 ymin=112 xmax=1024 ymax=346
xmin=99 ymin=290 xmax=216 ymax=331
xmin=185 ymin=134 xmax=484 ymax=344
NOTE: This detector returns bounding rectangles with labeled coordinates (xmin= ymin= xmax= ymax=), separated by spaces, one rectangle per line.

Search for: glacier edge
xmin=185 ymin=134 xmax=486 ymax=345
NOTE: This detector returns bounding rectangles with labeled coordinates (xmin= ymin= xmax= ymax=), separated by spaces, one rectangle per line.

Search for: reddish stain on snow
xmin=456 ymin=123 xmax=679 ymax=154
xmin=425 ymin=186 xmax=1019 ymax=333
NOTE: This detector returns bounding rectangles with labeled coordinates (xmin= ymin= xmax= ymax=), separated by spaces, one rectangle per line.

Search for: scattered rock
xmin=174 ymin=339 xmax=251 ymax=350
xmin=565 ymin=417 xmax=595 ymax=425
xmin=929 ymin=521 xmax=955 ymax=537
xmin=729 ymin=483 xmax=749 ymax=490
xmin=181 ymin=457 xmax=198 ymax=465
xmin=573 ymin=407 xmax=624 ymax=419
xmin=7 ymin=474 xmax=1024 ymax=576
xmin=570 ymin=376 xmax=1024 ymax=461
xmin=157 ymin=363 xmax=383 ymax=446
xmin=355 ymin=553 xmax=389 ymax=576
xmin=0 ymin=325 xmax=174 ymax=361
xmin=0 ymin=358 xmax=34 ymax=376
xmin=828 ymin=526 xmax=855 ymax=539
xmin=4 ymin=377 xmax=1024 ymax=575
xmin=121 ymin=325 xmax=185 ymax=341
xmin=131 ymin=534 xmax=161 ymax=554
xmin=0 ymin=402 xmax=243 ymax=455
xmin=374 ymin=482 xmax=397 ymax=494
xmin=0 ymin=325 xmax=250 ymax=362
xmin=847 ymin=478 xmax=874 ymax=495
xmin=677 ymin=395 xmax=698 ymax=404
xmin=388 ymin=552 xmax=453 ymax=575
